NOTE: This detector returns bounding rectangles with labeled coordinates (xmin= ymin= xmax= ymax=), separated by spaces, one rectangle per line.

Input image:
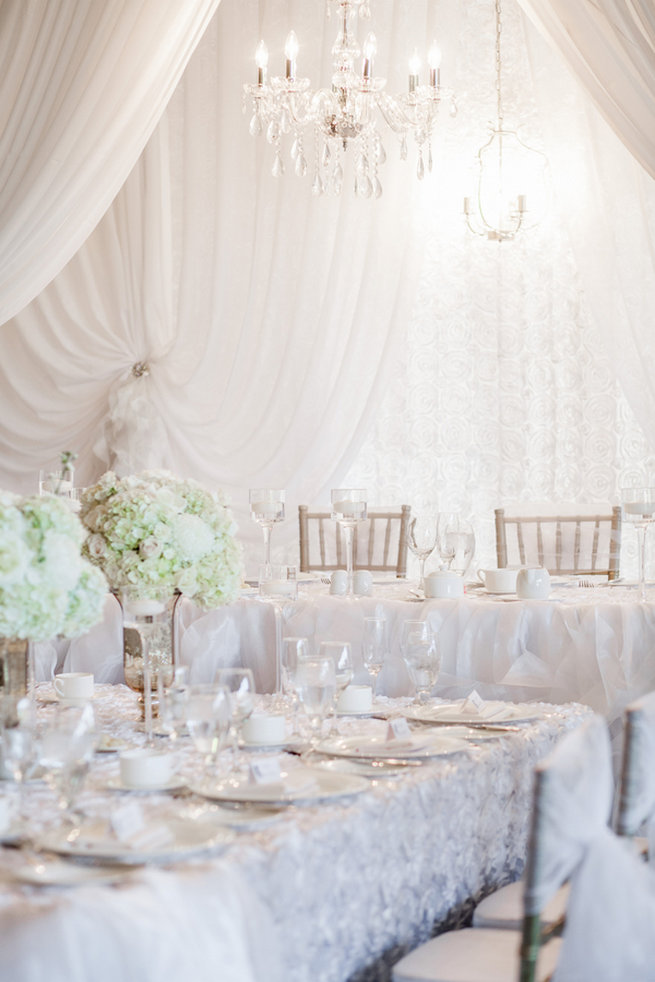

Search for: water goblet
xmin=437 ymin=513 xmax=475 ymax=576
xmin=362 ymin=616 xmax=386 ymax=694
xmin=250 ymin=489 xmax=285 ymax=574
xmin=408 ymin=515 xmax=438 ymax=594
xmin=621 ymin=487 xmax=655 ymax=601
xmin=1 ymin=695 xmax=36 ymax=827
xmin=281 ymin=637 xmax=309 ymax=725
xmin=294 ymin=655 xmax=337 ymax=748
xmin=331 ymin=489 xmax=367 ymax=596
xmin=318 ymin=641 xmax=353 ymax=696
xmin=214 ymin=668 xmax=255 ymax=772
xmin=39 ymin=702 xmax=97 ymax=829
xmin=160 ymin=666 xmax=190 ymax=741
xmin=185 ymin=683 xmax=231 ymax=776
xmin=399 ymin=620 xmax=440 ymax=703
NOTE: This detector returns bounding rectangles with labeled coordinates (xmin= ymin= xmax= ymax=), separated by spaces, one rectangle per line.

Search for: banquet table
xmin=44 ymin=578 xmax=655 ymax=742
xmin=0 ymin=685 xmax=589 ymax=982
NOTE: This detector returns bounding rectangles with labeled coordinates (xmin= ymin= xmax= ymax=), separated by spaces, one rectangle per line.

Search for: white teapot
xmin=516 ymin=567 xmax=551 ymax=600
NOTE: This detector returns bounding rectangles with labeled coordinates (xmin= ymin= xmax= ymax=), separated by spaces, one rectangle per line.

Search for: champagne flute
xmin=250 ymin=489 xmax=285 ymax=573
xmin=621 ymin=487 xmax=655 ymax=601
xmin=408 ymin=516 xmax=438 ymax=594
xmin=362 ymin=616 xmax=386 ymax=694
xmin=295 ymin=655 xmax=337 ymax=748
xmin=399 ymin=620 xmax=440 ymax=703
xmin=331 ymin=489 xmax=367 ymax=596
xmin=185 ymin=683 xmax=231 ymax=776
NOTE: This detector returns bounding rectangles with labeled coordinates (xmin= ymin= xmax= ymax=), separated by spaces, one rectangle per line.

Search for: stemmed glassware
xmin=408 ymin=516 xmax=438 ymax=595
xmin=362 ymin=616 xmax=386 ymax=694
xmin=331 ymin=488 xmax=367 ymax=596
xmin=184 ymin=683 xmax=231 ymax=776
xmin=281 ymin=636 xmax=309 ymax=720
xmin=294 ymin=655 xmax=337 ymax=748
xmin=214 ymin=668 xmax=255 ymax=773
xmin=1 ymin=695 xmax=36 ymax=828
xmin=39 ymin=702 xmax=97 ymax=830
xmin=621 ymin=487 xmax=655 ymax=601
xmin=318 ymin=641 xmax=353 ymax=703
xmin=250 ymin=489 xmax=285 ymax=574
xmin=437 ymin=512 xmax=475 ymax=576
xmin=399 ymin=620 xmax=440 ymax=703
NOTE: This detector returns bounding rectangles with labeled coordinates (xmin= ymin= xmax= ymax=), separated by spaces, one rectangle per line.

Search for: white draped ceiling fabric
xmin=0 ymin=0 xmax=221 ymax=326
xmin=0 ymin=0 xmax=654 ymax=573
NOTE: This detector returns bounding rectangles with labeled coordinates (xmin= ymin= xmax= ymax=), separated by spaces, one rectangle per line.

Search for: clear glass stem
xmin=418 ymin=556 xmax=427 ymax=594
xmin=342 ymin=524 xmax=354 ymax=595
xmin=262 ymin=524 xmax=272 ymax=570
xmin=637 ymin=524 xmax=647 ymax=602
xmin=142 ymin=640 xmax=154 ymax=746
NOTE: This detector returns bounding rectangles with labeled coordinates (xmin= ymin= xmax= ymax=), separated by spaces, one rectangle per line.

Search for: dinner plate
xmin=188 ymin=766 xmax=368 ymax=806
xmin=315 ymin=730 xmax=469 ymax=761
xmin=104 ymin=775 xmax=187 ymax=794
xmin=403 ymin=702 xmax=542 ymax=727
xmin=239 ymin=736 xmax=304 ymax=753
xmin=9 ymin=858 xmax=134 ymax=887
xmin=32 ymin=819 xmax=234 ymax=866
xmin=336 ymin=704 xmax=389 ymax=719
xmin=96 ymin=734 xmax=133 ymax=754
xmin=208 ymin=805 xmax=286 ymax=830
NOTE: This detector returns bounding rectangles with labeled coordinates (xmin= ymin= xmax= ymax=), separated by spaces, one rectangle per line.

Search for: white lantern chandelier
xmin=243 ymin=0 xmax=457 ymax=198
xmin=464 ymin=0 xmax=548 ymax=240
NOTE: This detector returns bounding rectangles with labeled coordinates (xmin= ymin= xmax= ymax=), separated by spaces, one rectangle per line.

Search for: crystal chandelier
xmin=464 ymin=0 xmax=548 ymax=241
xmin=242 ymin=0 xmax=457 ymax=198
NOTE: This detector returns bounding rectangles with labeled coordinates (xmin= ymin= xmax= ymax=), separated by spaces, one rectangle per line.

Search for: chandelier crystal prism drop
xmin=464 ymin=0 xmax=548 ymax=241
xmin=243 ymin=0 xmax=457 ymax=198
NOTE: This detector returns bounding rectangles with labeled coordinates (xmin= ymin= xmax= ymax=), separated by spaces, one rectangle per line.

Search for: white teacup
xmin=241 ymin=714 xmax=287 ymax=746
xmin=353 ymin=570 xmax=373 ymax=596
xmin=337 ymin=684 xmax=373 ymax=714
xmin=425 ymin=570 xmax=464 ymax=599
xmin=516 ymin=567 xmax=551 ymax=600
xmin=119 ymin=749 xmax=174 ymax=789
xmin=330 ymin=570 xmax=348 ymax=596
xmin=54 ymin=672 xmax=94 ymax=704
xmin=478 ymin=568 xmax=519 ymax=594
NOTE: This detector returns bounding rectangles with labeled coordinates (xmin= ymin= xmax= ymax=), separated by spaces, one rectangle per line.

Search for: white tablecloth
xmin=36 ymin=580 xmax=655 ymax=738
xmin=0 ymin=685 xmax=589 ymax=982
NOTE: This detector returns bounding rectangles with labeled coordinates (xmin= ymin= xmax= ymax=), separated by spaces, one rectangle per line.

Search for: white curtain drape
xmin=0 ymin=0 xmax=220 ymax=326
xmin=517 ymin=0 xmax=655 ymax=180
xmin=0 ymin=0 xmax=426 ymax=566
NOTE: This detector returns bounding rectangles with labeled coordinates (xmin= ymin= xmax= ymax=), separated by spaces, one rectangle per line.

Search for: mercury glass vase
xmin=0 ymin=637 xmax=31 ymax=726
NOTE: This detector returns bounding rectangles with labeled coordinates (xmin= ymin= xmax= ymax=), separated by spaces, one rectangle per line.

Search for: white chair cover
xmin=524 ymin=714 xmax=613 ymax=915
xmin=617 ymin=690 xmax=655 ymax=850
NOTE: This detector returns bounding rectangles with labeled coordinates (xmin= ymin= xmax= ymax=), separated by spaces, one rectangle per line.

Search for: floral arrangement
xmin=0 ymin=491 xmax=108 ymax=641
xmin=79 ymin=471 xmax=243 ymax=608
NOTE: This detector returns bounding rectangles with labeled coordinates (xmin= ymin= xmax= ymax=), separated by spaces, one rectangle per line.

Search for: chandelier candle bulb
xmin=255 ymin=40 xmax=268 ymax=86
xmin=362 ymin=33 xmax=376 ymax=80
xmin=428 ymin=42 xmax=442 ymax=88
xmin=518 ymin=194 xmax=527 ymax=212
xmin=285 ymin=31 xmax=298 ymax=81
xmin=408 ymin=50 xmax=421 ymax=93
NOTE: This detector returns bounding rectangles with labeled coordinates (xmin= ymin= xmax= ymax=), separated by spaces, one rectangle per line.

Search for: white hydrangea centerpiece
xmin=0 ymin=491 xmax=108 ymax=641
xmin=79 ymin=471 xmax=243 ymax=608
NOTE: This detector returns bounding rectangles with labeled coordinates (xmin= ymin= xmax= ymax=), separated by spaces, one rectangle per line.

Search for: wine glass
xmin=1 ymin=695 xmax=36 ymax=828
xmin=160 ymin=666 xmax=190 ymax=741
xmin=294 ymin=655 xmax=337 ymax=747
xmin=331 ymin=489 xmax=367 ymax=596
xmin=214 ymin=668 xmax=255 ymax=772
xmin=399 ymin=620 xmax=440 ymax=703
xmin=281 ymin=637 xmax=309 ymax=711
xmin=318 ymin=641 xmax=353 ymax=711
xmin=185 ymin=683 xmax=231 ymax=775
xmin=250 ymin=489 xmax=285 ymax=573
xmin=437 ymin=513 xmax=475 ymax=576
xmin=621 ymin=487 xmax=655 ymax=601
xmin=408 ymin=516 xmax=438 ymax=594
xmin=362 ymin=616 xmax=386 ymax=694
xmin=39 ymin=702 xmax=97 ymax=829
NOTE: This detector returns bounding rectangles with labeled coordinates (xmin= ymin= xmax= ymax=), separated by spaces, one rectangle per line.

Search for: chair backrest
xmin=495 ymin=505 xmax=622 ymax=579
xmin=298 ymin=505 xmax=411 ymax=577
xmin=616 ymin=689 xmax=655 ymax=839
xmin=520 ymin=714 xmax=613 ymax=982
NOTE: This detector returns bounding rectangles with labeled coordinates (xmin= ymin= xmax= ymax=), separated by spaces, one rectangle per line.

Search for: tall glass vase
xmin=118 ymin=591 xmax=181 ymax=742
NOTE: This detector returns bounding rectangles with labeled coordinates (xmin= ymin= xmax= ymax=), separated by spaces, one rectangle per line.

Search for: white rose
xmin=87 ymin=533 xmax=108 ymax=559
xmin=139 ymin=537 xmax=162 ymax=559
